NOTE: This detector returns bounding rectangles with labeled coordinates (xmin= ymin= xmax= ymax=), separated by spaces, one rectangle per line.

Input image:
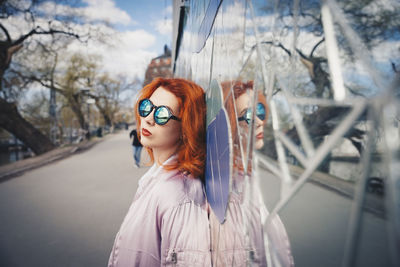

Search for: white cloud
xmin=163 ymin=5 xmax=173 ymax=16
xmin=154 ymin=19 xmax=172 ymax=36
xmin=66 ymin=25 xmax=157 ymax=78
xmin=38 ymin=1 xmax=77 ymax=19
xmin=37 ymin=0 xmax=135 ymax=26
xmin=153 ymin=5 xmax=173 ymax=36
xmin=82 ymin=0 xmax=134 ymax=26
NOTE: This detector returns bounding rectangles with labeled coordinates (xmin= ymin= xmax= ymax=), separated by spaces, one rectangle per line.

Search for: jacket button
xmin=171 ymin=252 xmax=177 ymax=263
xmin=249 ymin=251 xmax=255 ymax=261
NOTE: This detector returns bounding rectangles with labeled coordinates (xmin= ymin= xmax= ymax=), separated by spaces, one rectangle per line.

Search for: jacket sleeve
xmin=160 ymin=202 xmax=212 ymax=266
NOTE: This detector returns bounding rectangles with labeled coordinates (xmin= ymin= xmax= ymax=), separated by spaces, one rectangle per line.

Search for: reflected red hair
xmin=221 ymin=80 xmax=269 ymax=143
xmin=221 ymin=80 xmax=269 ymax=172
xmin=135 ymin=78 xmax=206 ymax=179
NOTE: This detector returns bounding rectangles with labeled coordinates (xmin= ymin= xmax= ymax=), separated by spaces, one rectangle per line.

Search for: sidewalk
xmin=0 ymin=136 xmax=105 ymax=182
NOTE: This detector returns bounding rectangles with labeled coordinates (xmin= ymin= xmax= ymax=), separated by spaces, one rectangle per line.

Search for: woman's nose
xmin=143 ymin=110 xmax=155 ymax=126
xmin=255 ymin=116 xmax=264 ymax=128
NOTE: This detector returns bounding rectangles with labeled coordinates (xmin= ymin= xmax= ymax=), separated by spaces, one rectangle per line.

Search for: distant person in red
xmin=129 ymin=129 xmax=143 ymax=168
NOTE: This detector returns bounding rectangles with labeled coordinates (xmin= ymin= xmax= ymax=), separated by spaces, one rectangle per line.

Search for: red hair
xmin=221 ymin=80 xmax=269 ymax=172
xmin=135 ymin=78 xmax=206 ymax=179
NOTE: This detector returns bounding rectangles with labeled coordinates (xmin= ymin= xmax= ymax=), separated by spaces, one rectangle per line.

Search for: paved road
xmin=0 ymin=130 xmax=150 ymax=267
xmin=0 ymin=129 xmax=391 ymax=267
xmin=259 ymin=168 xmax=390 ymax=267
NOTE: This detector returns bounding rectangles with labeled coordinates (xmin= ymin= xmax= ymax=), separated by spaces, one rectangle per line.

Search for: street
xmin=259 ymin=167 xmax=390 ymax=267
xmin=0 ymin=130 xmax=390 ymax=267
xmin=0 ymin=130 xmax=149 ymax=267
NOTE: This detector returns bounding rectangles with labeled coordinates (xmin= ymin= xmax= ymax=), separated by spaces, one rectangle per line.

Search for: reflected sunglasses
xmin=238 ymin=103 xmax=266 ymax=124
xmin=138 ymin=98 xmax=181 ymax=125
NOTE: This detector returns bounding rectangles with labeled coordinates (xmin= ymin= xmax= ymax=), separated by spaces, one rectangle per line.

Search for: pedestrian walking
xmin=129 ymin=128 xmax=142 ymax=168
xmin=108 ymin=78 xmax=211 ymax=266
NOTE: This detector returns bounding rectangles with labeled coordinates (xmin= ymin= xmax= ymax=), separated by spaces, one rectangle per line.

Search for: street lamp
xmin=49 ymin=87 xmax=58 ymax=144
xmin=86 ymin=98 xmax=95 ymax=137
xmin=79 ymin=88 xmax=93 ymax=139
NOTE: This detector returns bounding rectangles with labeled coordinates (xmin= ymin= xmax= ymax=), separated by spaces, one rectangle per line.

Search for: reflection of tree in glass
xmin=253 ymin=0 xmax=399 ymax=171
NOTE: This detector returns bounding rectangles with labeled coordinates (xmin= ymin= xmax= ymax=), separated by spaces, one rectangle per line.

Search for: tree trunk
xmin=0 ymin=98 xmax=55 ymax=155
xmin=102 ymin=112 xmax=112 ymax=127
xmin=95 ymin=101 xmax=113 ymax=127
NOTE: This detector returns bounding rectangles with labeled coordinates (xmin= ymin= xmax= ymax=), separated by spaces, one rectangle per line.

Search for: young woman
xmin=108 ymin=78 xmax=211 ymax=266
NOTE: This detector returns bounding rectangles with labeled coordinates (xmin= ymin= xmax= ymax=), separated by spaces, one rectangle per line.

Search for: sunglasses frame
xmin=238 ymin=102 xmax=266 ymax=125
xmin=138 ymin=98 xmax=181 ymax=125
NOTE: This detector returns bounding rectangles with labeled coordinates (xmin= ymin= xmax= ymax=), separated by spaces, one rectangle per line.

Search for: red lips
xmin=256 ymin=132 xmax=263 ymax=139
xmin=142 ymin=128 xmax=152 ymax=136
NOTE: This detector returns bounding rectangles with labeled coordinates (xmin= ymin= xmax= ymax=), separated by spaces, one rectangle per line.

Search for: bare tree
xmin=21 ymin=52 xmax=140 ymax=136
xmin=0 ymin=0 xmax=83 ymax=155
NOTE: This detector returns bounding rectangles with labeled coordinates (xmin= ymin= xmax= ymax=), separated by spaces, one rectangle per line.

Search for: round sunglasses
xmin=138 ymin=98 xmax=181 ymax=125
xmin=238 ymin=103 xmax=266 ymax=124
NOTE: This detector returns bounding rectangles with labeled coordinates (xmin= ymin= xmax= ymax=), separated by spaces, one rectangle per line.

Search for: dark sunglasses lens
xmin=257 ymin=103 xmax=266 ymax=121
xmin=154 ymin=106 xmax=170 ymax=125
xmin=139 ymin=99 xmax=152 ymax=117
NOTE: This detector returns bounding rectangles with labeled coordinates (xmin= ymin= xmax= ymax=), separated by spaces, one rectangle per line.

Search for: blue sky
xmin=113 ymin=0 xmax=172 ymax=54
xmin=24 ymin=0 xmax=174 ymax=79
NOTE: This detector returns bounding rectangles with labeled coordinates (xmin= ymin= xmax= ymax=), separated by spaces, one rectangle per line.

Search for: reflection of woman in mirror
xmin=230 ymin=81 xmax=267 ymax=168
xmin=223 ymin=81 xmax=268 ymax=188
xmin=108 ymin=78 xmax=211 ymax=266
xmin=236 ymin=88 xmax=267 ymax=149
xmin=208 ymin=80 xmax=293 ymax=266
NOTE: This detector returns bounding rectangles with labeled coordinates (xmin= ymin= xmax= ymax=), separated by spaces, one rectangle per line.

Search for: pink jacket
xmin=108 ymin=156 xmax=211 ymax=266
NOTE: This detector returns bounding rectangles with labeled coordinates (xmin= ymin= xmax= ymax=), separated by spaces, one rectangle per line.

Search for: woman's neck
xmin=152 ymin=143 xmax=180 ymax=166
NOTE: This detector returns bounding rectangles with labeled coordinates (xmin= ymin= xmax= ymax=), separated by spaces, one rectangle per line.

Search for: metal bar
xmin=256 ymin=152 xmax=283 ymax=178
xmin=276 ymin=79 xmax=316 ymax=158
xmin=342 ymin=109 xmax=375 ymax=267
xmin=270 ymin=101 xmax=293 ymax=195
xmin=321 ymin=2 xmax=346 ymax=101
xmin=286 ymin=96 xmax=363 ymax=107
xmin=382 ymin=101 xmax=400 ymax=267
xmin=277 ymin=131 xmax=308 ymax=167
xmin=266 ymin=99 xmax=367 ymax=220
xmin=326 ymin=0 xmax=387 ymax=91
xmin=247 ymin=0 xmax=270 ymax=98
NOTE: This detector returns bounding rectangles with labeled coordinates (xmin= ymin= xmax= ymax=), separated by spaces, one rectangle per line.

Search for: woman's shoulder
xmin=155 ymin=170 xmax=206 ymax=209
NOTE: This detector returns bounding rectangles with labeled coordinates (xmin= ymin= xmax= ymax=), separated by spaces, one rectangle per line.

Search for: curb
xmin=0 ymin=138 xmax=103 ymax=183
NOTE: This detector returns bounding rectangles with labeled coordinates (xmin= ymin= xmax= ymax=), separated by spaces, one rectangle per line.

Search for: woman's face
xmin=140 ymin=86 xmax=182 ymax=150
xmin=236 ymin=90 xmax=265 ymax=150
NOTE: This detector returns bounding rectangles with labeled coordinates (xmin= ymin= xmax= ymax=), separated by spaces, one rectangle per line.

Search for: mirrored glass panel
xmin=173 ymin=0 xmax=400 ymax=266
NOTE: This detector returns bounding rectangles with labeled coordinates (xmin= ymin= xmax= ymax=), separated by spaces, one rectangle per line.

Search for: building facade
xmin=143 ymin=45 xmax=172 ymax=87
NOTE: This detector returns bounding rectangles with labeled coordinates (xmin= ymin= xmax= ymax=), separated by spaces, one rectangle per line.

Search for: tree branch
xmin=391 ymin=61 xmax=399 ymax=73
xmin=13 ymin=26 xmax=80 ymax=46
xmin=258 ymin=41 xmax=292 ymax=57
xmin=10 ymin=69 xmax=65 ymax=95
xmin=0 ymin=23 xmax=11 ymax=43
xmin=310 ymin=38 xmax=325 ymax=57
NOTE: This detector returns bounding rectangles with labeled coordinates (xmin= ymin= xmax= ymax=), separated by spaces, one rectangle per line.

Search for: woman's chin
xmin=140 ymin=138 xmax=151 ymax=148
xmin=255 ymin=140 xmax=264 ymax=150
